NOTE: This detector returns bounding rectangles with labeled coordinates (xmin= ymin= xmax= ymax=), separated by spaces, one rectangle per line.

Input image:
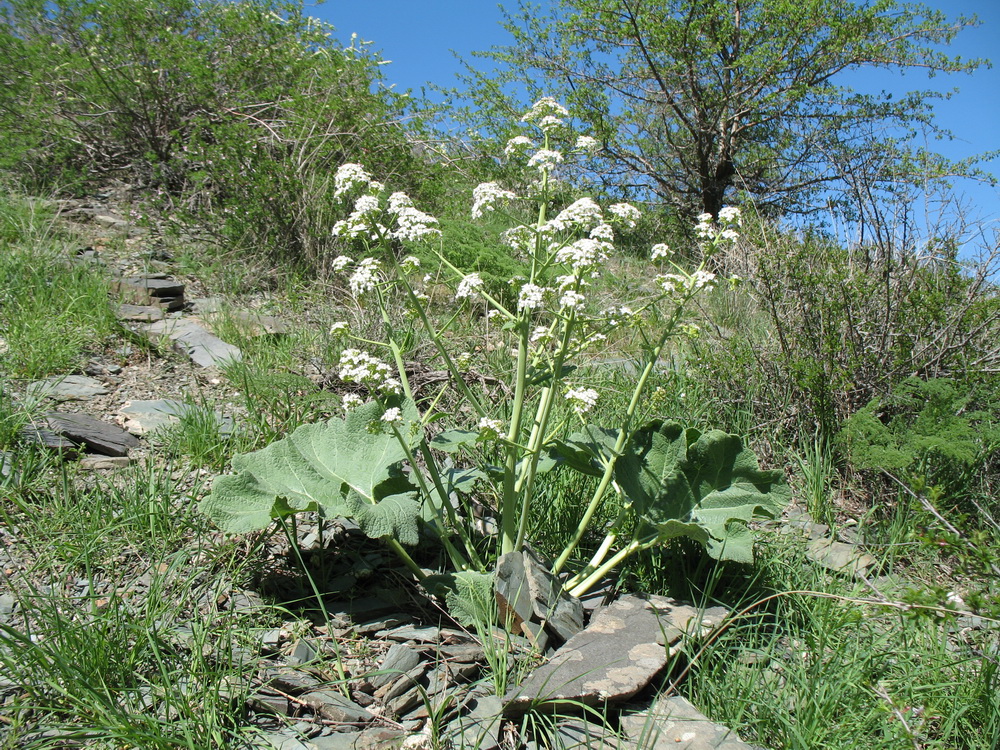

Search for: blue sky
xmin=312 ymin=0 xmax=999 ymax=221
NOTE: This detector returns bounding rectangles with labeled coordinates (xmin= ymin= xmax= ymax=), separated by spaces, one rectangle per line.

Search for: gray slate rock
xmin=28 ymin=375 xmax=108 ymax=401
xmin=805 ymin=537 xmax=876 ymax=578
xmin=495 ymin=550 xmax=583 ymax=648
xmin=118 ymin=303 xmax=165 ymax=322
xmin=145 ymin=318 xmax=241 ymax=368
xmin=505 ymin=595 xmax=728 ymax=712
xmin=79 ymin=455 xmax=132 ymax=470
xmin=370 ymin=643 xmax=422 ymax=688
xmin=46 ymin=412 xmax=140 ymax=457
xmin=621 ymin=695 xmax=759 ymax=749
xmin=20 ymin=424 xmax=78 ymax=454
xmin=119 ymin=399 xmax=234 ymax=437
xmin=302 ymin=690 xmax=372 ymax=724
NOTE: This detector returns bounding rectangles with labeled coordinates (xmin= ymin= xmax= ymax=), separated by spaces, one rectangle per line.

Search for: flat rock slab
xmin=621 ymin=695 xmax=761 ymax=749
xmin=118 ymin=303 xmax=165 ymax=322
xmin=46 ymin=412 xmax=140 ymax=457
xmin=145 ymin=318 xmax=241 ymax=368
xmin=806 ymin=537 xmax=876 ymax=578
xmin=27 ymin=375 xmax=109 ymax=401
xmin=119 ymin=399 xmax=234 ymax=437
xmin=79 ymin=455 xmax=132 ymax=470
xmin=20 ymin=424 xmax=78 ymax=454
xmin=504 ymin=595 xmax=728 ymax=712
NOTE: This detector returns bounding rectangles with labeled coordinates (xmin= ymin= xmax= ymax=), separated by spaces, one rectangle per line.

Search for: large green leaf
xmin=617 ymin=420 xmax=788 ymax=563
xmin=200 ymin=399 xmax=423 ymax=541
xmin=551 ymin=425 xmax=621 ymax=477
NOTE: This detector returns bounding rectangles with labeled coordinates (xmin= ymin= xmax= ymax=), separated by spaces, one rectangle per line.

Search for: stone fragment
xmin=20 ymin=424 xmax=78 ymax=454
xmin=305 ymin=734 xmax=364 ymax=750
xmin=375 ymin=665 xmax=426 ymax=703
xmin=352 ymin=727 xmax=408 ymax=750
xmin=806 ymin=537 xmax=876 ymax=578
xmin=79 ymin=455 xmax=132 ymax=470
xmin=113 ymin=275 xmax=185 ymax=305
xmin=370 ymin=644 xmax=422 ymax=689
xmin=382 ymin=624 xmax=442 ymax=643
xmin=94 ymin=214 xmax=129 ymax=229
xmin=301 ymin=690 xmax=372 ymax=724
xmin=553 ymin=718 xmax=625 ymax=749
xmin=265 ymin=668 xmax=322 ymax=694
xmin=28 ymin=375 xmax=108 ymax=401
xmin=448 ymin=695 xmax=503 ymax=750
xmin=145 ymin=318 xmax=241 ymax=368
xmin=495 ymin=550 xmax=583 ymax=648
xmin=46 ymin=412 xmax=140 ymax=457
xmin=504 ymin=595 xmax=728 ymax=712
xmin=117 ymin=303 xmax=165 ymax=322
xmin=620 ymin=695 xmax=760 ymax=749
xmin=287 ymin=638 xmax=320 ymax=665
xmin=119 ymin=399 xmax=233 ymax=437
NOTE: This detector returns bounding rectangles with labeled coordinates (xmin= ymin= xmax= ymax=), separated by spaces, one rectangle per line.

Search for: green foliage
xmin=422 ymin=217 xmax=528 ymax=305
xmin=0 ymin=0 xmax=424 ymax=267
xmin=556 ymin=421 xmax=788 ymax=568
xmin=458 ymin=0 xmax=985 ymax=217
xmin=0 ymin=198 xmax=119 ymax=378
xmin=836 ymin=377 xmax=999 ymax=488
xmin=200 ymin=398 xmax=422 ymax=544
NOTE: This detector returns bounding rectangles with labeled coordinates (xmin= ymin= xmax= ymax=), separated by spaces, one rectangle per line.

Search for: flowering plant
xmin=201 ymin=99 xmax=787 ymax=608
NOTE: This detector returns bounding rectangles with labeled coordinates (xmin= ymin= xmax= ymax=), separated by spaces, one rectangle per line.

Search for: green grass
xmin=0 ymin=193 xmax=120 ymax=379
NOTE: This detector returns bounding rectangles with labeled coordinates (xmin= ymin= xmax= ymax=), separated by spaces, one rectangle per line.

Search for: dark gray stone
xmin=302 ymin=689 xmax=372 ymax=724
xmin=20 ymin=424 xmax=78 ymax=454
xmin=504 ymin=595 xmax=728 ymax=712
xmin=114 ymin=275 xmax=185 ymax=302
xmin=805 ymin=537 xmax=875 ymax=578
xmin=119 ymin=303 xmax=166 ymax=322
xmin=496 ymin=550 xmax=583 ymax=647
xmin=28 ymin=375 xmax=108 ymax=401
xmin=370 ymin=643 xmax=422 ymax=688
xmin=46 ymin=412 xmax=140 ymax=457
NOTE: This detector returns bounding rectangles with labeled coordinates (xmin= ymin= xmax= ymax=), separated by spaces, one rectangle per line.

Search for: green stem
xmin=567 ymin=533 xmax=660 ymax=598
xmin=552 ymin=298 xmax=691 ymax=576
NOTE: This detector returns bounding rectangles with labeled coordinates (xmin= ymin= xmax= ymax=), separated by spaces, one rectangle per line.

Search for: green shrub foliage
xmin=0 ymin=0 xmax=424 ymax=266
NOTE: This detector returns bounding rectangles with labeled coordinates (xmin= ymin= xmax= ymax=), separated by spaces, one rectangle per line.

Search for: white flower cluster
xmin=554 ymin=237 xmax=610 ymax=271
xmin=574 ymin=135 xmax=599 ymax=154
xmin=559 ymin=289 xmax=586 ymax=310
xmin=504 ymin=136 xmax=535 ymax=157
xmin=538 ymin=115 xmax=565 ymax=133
xmin=656 ymin=270 xmax=716 ymax=295
xmin=332 ymin=194 xmax=384 ymax=239
xmin=478 ymin=416 xmax=504 ymax=436
xmin=472 ymin=182 xmax=517 ymax=219
xmin=650 ymin=243 xmax=672 ymax=260
xmin=348 ymin=257 xmax=382 ymax=296
xmin=339 ymin=348 xmax=401 ymax=395
xmin=381 ymin=407 xmax=402 ymax=425
xmin=501 ymin=225 xmax=535 ymax=253
xmin=564 ymin=387 xmax=599 ymax=416
xmin=695 ymin=206 xmax=741 ymax=242
xmin=329 ymin=321 xmax=350 ymax=337
xmin=607 ymin=203 xmax=641 ymax=229
xmin=526 ymin=149 xmax=564 ymax=174
xmin=521 ymin=97 xmax=569 ymax=124
xmin=455 ymin=272 xmax=485 ymax=301
xmin=387 ymin=192 xmax=440 ymax=242
xmin=342 ymin=393 xmax=364 ymax=413
xmin=547 ymin=197 xmax=603 ymax=233
xmin=517 ymin=282 xmax=546 ymax=311
xmin=334 ymin=163 xmax=375 ymax=198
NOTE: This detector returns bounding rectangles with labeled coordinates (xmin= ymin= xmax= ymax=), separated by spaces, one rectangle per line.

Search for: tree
xmin=459 ymin=0 xmax=987 ymax=218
